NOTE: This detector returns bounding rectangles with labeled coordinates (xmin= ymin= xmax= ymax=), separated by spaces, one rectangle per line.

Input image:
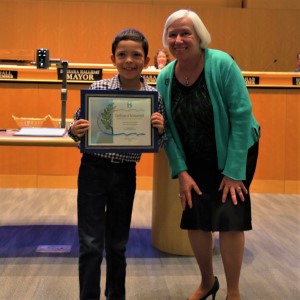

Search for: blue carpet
xmin=0 ymin=225 xmax=170 ymax=258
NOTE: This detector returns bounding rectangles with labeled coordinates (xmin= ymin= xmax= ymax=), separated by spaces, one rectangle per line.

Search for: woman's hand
xmin=71 ymin=119 xmax=89 ymax=138
xmin=151 ymin=112 xmax=164 ymax=135
xmin=218 ymin=175 xmax=248 ymax=205
xmin=178 ymin=171 xmax=202 ymax=210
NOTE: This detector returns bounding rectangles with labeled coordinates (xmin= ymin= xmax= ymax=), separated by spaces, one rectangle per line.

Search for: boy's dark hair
xmin=112 ymin=28 xmax=149 ymax=58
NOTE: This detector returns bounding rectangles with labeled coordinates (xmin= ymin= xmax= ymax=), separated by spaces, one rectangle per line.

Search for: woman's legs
xmin=219 ymin=231 xmax=244 ymax=300
xmin=187 ymin=230 xmax=244 ymax=300
xmin=187 ymin=230 xmax=216 ymax=300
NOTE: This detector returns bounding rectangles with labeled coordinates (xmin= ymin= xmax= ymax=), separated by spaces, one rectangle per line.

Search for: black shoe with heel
xmin=200 ymin=276 xmax=219 ymax=300
xmin=186 ymin=276 xmax=220 ymax=300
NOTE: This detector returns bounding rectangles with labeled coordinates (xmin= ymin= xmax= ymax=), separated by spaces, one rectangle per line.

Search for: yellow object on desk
xmin=12 ymin=114 xmax=74 ymax=129
xmin=12 ymin=115 xmax=47 ymax=128
xmin=47 ymin=115 xmax=73 ymax=128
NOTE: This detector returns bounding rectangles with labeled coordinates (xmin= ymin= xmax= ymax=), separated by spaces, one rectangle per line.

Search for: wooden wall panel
xmin=285 ymin=91 xmax=300 ymax=181
xmin=249 ymin=87 xmax=300 ymax=193
xmin=244 ymin=0 xmax=300 ymax=9
xmin=25 ymin=0 xmax=242 ymax=6
xmin=0 ymin=83 xmax=86 ymax=128
xmin=0 ymin=146 xmax=38 ymax=174
xmin=0 ymin=0 xmax=299 ymax=193
xmin=250 ymin=89 xmax=286 ymax=180
xmin=0 ymin=1 xmax=299 ymax=71
xmin=1 ymin=83 xmax=39 ymax=128
xmin=37 ymin=147 xmax=80 ymax=175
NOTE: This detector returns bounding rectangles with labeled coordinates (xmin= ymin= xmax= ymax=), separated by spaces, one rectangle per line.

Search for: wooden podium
xmin=151 ymin=149 xmax=216 ymax=255
xmin=151 ymin=149 xmax=194 ymax=255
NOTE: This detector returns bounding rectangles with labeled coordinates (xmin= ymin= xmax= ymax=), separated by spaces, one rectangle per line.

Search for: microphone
xmin=263 ymin=59 xmax=277 ymax=71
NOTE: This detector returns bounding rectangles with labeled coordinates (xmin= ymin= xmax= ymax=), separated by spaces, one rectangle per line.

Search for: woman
xmin=154 ymin=48 xmax=171 ymax=69
xmin=156 ymin=9 xmax=260 ymax=300
xmin=148 ymin=48 xmax=171 ymax=70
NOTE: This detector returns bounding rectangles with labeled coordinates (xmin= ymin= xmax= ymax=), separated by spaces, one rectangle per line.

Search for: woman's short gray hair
xmin=162 ymin=9 xmax=211 ymax=49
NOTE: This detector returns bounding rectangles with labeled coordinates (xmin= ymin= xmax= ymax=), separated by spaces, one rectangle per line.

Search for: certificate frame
xmin=80 ymin=89 xmax=159 ymax=153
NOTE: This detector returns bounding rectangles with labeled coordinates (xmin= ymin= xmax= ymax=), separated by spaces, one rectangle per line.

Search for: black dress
xmin=171 ymin=71 xmax=258 ymax=232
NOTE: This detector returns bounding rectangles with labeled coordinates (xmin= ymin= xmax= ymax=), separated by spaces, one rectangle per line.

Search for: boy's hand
xmin=151 ymin=112 xmax=164 ymax=135
xmin=71 ymin=119 xmax=89 ymax=138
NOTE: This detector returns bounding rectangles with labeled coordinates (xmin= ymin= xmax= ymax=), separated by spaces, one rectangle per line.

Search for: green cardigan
xmin=156 ymin=48 xmax=260 ymax=180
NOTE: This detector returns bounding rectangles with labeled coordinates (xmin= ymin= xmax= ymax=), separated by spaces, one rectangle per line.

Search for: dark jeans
xmin=77 ymin=154 xmax=136 ymax=300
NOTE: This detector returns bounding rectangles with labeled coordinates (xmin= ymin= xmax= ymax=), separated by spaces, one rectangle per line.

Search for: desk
xmin=0 ymin=67 xmax=299 ymax=190
xmin=0 ymin=131 xmax=77 ymax=147
xmin=0 ymin=131 xmax=80 ymax=189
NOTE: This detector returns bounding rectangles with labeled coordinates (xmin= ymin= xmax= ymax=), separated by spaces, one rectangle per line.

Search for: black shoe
xmin=200 ymin=276 xmax=220 ymax=300
xmin=186 ymin=276 xmax=220 ymax=300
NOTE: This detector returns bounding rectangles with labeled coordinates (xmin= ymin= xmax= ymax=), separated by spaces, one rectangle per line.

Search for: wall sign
xmin=57 ymin=68 xmax=102 ymax=82
xmin=292 ymin=77 xmax=300 ymax=85
xmin=142 ymin=74 xmax=158 ymax=86
xmin=0 ymin=70 xmax=18 ymax=79
xmin=244 ymin=76 xmax=259 ymax=85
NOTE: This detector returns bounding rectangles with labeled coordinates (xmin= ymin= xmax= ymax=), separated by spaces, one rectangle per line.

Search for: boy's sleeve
xmin=68 ymin=108 xmax=81 ymax=142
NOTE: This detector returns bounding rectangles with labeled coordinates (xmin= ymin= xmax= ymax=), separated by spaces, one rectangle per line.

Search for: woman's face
xmin=166 ymin=17 xmax=201 ymax=60
xmin=157 ymin=51 xmax=167 ymax=69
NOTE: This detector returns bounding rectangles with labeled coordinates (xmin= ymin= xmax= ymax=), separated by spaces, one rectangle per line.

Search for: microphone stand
xmin=60 ymin=60 xmax=68 ymax=129
xmin=36 ymin=50 xmax=69 ymax=130
xmin=50 ymin=59 xmax=68 ymax=129
xmin=263 ymin=59 xmax=277 ymax=71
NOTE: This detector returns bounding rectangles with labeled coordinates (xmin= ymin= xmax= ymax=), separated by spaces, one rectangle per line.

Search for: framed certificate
xmin=80 ymin=89 xmax=159 ymax=153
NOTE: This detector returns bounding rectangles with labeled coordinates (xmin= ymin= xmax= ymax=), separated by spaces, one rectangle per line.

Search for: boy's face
xmin=111 ymin=40 xmax=150 ymax=80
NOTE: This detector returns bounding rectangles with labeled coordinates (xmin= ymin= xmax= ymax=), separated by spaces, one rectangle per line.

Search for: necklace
xmin=183 ymin=75 xmax=190 ymax=87
xmin=178 ymin=51 xmax=203 ymax=86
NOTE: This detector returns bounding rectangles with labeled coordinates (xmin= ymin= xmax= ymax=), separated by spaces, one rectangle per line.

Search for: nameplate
xmin=292 ymin=77 xmax=300 ymax=86
xmin=0 ymin=70 xmax=18 ymax=79
xmin=244 ymin=76 xmax=259 ymax=85
xmin=142 ymin=74 xmax=158 ymax=86
xmin=57 ymin=68 xmax=102 ymax=82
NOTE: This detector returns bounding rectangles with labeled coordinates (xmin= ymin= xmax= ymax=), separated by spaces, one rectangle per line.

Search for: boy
xmin=68 ymin=29 xmax=165 ymax=300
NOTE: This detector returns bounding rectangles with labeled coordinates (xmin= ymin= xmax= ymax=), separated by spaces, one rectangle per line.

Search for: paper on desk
xmin=14 ymin=127 xmax=66 ymax=137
